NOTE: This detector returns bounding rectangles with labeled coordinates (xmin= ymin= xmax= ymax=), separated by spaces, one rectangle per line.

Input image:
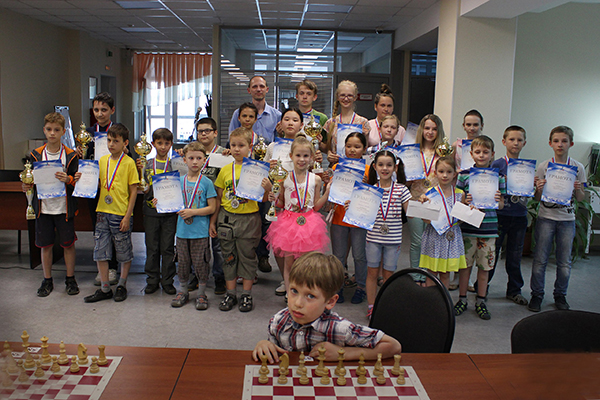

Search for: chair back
xmin=369 ymin=268 xmax=455 ymax=353
xmin=511 ymin=310 xmax=600 ymax=353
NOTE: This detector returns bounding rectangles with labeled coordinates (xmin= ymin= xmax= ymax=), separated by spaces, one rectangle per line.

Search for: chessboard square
xmin=333 ymin=386 xmax=356 ymax=396
xmin=313 ymin=386 xmax=336 ymax=396
xmin=355 ymin=386 xmax=377 ymax=396
xmin=62 ymin=384 xmax=76 ymax=392
xmin=335 ymin=397 xmax=360 ymax=400
xmin=295 ymin=397 xmax=321 ymax=400
xmin=71 ymin=384 xmax=95 ymax=395
xmin=78 ymin=376 xmax=102 ymax=385
xmin=32 ymin=379 xmax=47 ymax=385
xmin=371 ymin=377 xmax=393 ymax=386
xmin=273 ymin=386 xmax=294 ymax=396
xmin=379 ymin=397 xmax=404 ymax=400
xmin=250 ymin=396 xmax=275 ymax=400
xmin=334 ymin=378 xmax=353 ymax=387
xmin=67 ymin=395 xmax=92 ymax=400
xmin=395 ymin=386 xmax=419 ymax=396
xmin=252 ymin=376 xmax=272 ymax=385
xmin=29 ymin=395 xmax=44 ymax=400
xmin=250 ymin=385 xmax=274 ymax=396
xmin=291 ymin=386 xmax=315 ymax=396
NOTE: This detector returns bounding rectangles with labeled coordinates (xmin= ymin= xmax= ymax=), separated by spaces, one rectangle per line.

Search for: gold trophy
xmin=253 ymin=136 xmax=268 ymax=161
xmin=75 ymin=122 xmax=92 ymax=159
xmin=303 ymin=115 xmax=323 ymax=173
xmin=135 ymin=133 xmax=152 ymax=191
xmin=266 ymin=159 xmax=288 ymax=222
xmin=19 ymin=161 xmax=36 ymax=220
xmin=436 ymin=136 xmax=454 ymax=157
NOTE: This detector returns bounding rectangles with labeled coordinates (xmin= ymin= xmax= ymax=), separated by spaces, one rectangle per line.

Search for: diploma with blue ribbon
xmin=94 ymin=133 xmax=110 ymax=161
xmin=154 ymin=171 xmax=184 ymax=213
xmin=338 ymin=157 xmax=366 ymax=174
xmin=170 ymin=153 xmax=188 ymax=175
xmin=235 ymin=157 xmax=270 ymax=202
xmin=461 ymin=139 xmax=474 ymax=170
xmin=73 ymin=160 xmax=99 ymax=198
xmin=396 ymin=144 xmax=425 ymax=181
xmin=541 ymin=162 xmax=577 ymax=206
xmin=32 ymin=160 xmax=66 ymax=199
xmin=271 ymin=137 xmax=293 ymax=161
xmin=343 ymin=182 xmax=384 ymax=230
xmin=328 ymin=165 xmax=364 ymax=205
xmin=336 ymin=123 xmax=362 ymax=156
xmin=469 ymin=168 xmax=500 ymax=209
xmin=507 ymin=158 xmax=536 ymax=197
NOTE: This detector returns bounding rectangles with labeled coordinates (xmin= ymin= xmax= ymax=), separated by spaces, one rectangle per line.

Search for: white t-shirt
xmin=40 ymin=146 xmax=67 ymax=215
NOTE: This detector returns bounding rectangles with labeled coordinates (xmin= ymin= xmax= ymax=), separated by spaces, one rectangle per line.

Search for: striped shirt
xmin=268 ymin=308 xmax=384 ymax=353
xmin=366 ymin=183 xmax=411 ymax=245
xmin=456 ymin=168 xmax=506 ymax=238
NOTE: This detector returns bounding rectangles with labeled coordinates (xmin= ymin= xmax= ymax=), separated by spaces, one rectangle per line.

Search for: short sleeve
xmin=203 ymin=177 xmax=217 ymax=198
xmin=214 ymin=167 xmax=226 ymax=190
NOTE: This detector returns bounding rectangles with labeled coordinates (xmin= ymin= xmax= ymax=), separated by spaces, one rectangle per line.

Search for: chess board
xmin=242 ymin=364 xmax=430 ymax=400
xmin=1 ymin=351 xmax=121 ymax=400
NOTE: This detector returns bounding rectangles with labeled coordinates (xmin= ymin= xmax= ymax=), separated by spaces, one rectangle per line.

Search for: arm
xmin=574 ymin=181 xmax=586 ymax=202
xmin=313 ymin=176 xmax=331 ymax=211
xmin=496 ymin=190 xmax=504 ymax=210
xmin=120 ymin=184 xmax=138 ymax=232
xmin=261 ymin=178 xmax=273 ymax=202
xmin=309 ymin=334 xmax=401 ymax=362
xmin=209 ymin=188 xmax=222 ymax=238
xmin=177 ymin=197 xmax=217 ymax=220
xmin=252 ymin=340 xmax=287 ymax=364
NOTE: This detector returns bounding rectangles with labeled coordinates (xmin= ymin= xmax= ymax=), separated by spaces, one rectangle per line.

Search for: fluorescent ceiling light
xmin=295 ymin=62 xmax=314 ymax=65
xmin=296 ymin=55 xmax=319 ymax=59
xmin=225 ymin=67 xmax=240 ymax=70
xmin=121 ymin=27 xmax=158 ymax=33
xmin=297 ymin=48 xmax=323 ymax=53
xmin=116 ymin=1 xmax=163 ymax=10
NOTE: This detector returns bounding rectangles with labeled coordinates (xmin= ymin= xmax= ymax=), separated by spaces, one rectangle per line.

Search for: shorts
xmin=93 ymin=212 xmax=134 ymax=263
xmin=35 ymin=213 xmax=76 ymax=248
xmin=366 ymin=241 xmax=401 ymax=272
xmin=463 ymin=236 xmax=496 ymax=272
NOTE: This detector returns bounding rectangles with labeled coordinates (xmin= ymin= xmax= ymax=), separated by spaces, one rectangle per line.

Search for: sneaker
xmin=188 ymin=275 xmax=199 ymax=291
xmin=171 ymin=292 xmax=189 ymax=308
xmin=475 ymin=301 xmax=491 ymax=320
xmin=258 ymin=256 xmax=272 ymax=273
xmin=236 ymin=276 xmax=243 ymax=284
xmin=219 ymin=294 xmax=238 ymax=311
xmin=84 ymin=289 xmax=113 ymax=303
xmin=336 ymin=288 xmax=345 ymax=304
xmin=506 ymin=293 xmax=528 ymax=306
xmin=344 ymin=273 xmax=357 ymax=288
xmin=195 ymin=295 xmax=209 ymax=310
xmin=94 ymin=273 xmax=101 ymax=286
xmin=162 ymin=284 xmax=177 ymax=295
xmin=114 ymin=285 xmax=128 ymax=302
xmin=454 ymin=299 xmax=468 ymax=316
xmin=351 ymin=287 xmax=366 ymax=304
xmin=554 ymin=295 xmax=570 ymax=310
xmin=275 ymin=281 xmax=286 ymax=296
xmin=239 ymin=294 xmax=253 ymax=312
xmin=214 ymin=278 xmax=226 ymax=295
xmin=528 ymin=296 xmax=542 ymax=312
xmin=108 ymin=269 xmax=118 ymax=285
xmin=65 ymin=278 xmax=79 ymax=296
xmin=145 ymin=284 xmax=159 ymax=294
xmin=37 ymin=279 xmax=53 ymax=297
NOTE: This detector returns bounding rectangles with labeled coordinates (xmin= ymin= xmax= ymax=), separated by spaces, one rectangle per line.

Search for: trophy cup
xmin=436 ymin=136 xmax=454 ymax=157
xmin=266 ymin=159 xmax=288 ymax=222
xmin=135 ymin=133 xmax=152 ymax=191
xmin=19 ymin=161 xmax=36 ymax=220
xmin=253 ymin=136 xmax=268 ymax=161
xmin=303 ymin=115 xmax=323 ymax=173
xmin=75 ymin=122 xmax=92 ymax=159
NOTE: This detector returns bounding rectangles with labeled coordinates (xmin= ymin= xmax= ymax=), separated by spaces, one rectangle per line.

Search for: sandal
xmin=506 ymin=294 xmax=528 ymax=306
xmin=475 ymin=301 xmax=491 ymax=320
xmin=195 ymin=294 xmax=209 ymax=310
xmin=454 ymin=299 xmax=468 ymax=316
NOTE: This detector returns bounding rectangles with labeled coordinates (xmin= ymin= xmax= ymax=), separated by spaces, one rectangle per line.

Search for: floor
xmin=1 ymin=229 xmax=599 ymax=355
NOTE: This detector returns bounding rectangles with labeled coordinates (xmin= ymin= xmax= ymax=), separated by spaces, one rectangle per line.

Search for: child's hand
xmin=177 ymin=208 xmax=195 ymax=220
xmin=119 ymin=216 xmax=131 ymax=232
xmin=536 ymin=178 xmax=546 ymax=191
xmin=269 ymin=159 xmax=278 ymax=169
xmin=317 ymin=133 xmax=323 ymax=143
xmin=466 ymin=193 xmax=473 ymax=204
xmin=343 ymin=200 xmax=350 ymax=211
xmin=55 ymin=171 xmax=69 ymax=183
xmin=494 ymin=190 xmax=502 ymax=202
xmin=75 ymin=146 xmax=84 ymax=159
xmin=327 ymin=151 xmax=339 ymax=164
xmin=362 ymin=174 xmax=368 ymax=183
xmin=151 ymin=198 xmax=158 ymax=207
xmin=73 ymin=172 xmax=82 ymax=183
xmin=268 ymin=191 xmax=277 ymax=203
xmin=574 ymin=180 xmax=583 ymax=191
xmin=222 ymin=148 xmax=231 ymax=156
xmin=22 ymin=183 xmax=33 ymax=192
xmin=308 ymin=342 xmax=341 ymax=362
xmin=419 ymin=194 xmax=430 ymax=203
xmin=135 ymin=158 xmax=144 ymax=171
xmin=315 ymin=150 xmax=323 ymax=164
xmin=175 ymin=148 xmax=184 ymax=157
xmin=275 ymin=121 xmax=284 ymax=136
xmin=209 ymin=222 xmax=217 ymax=238
xmin=262 ymin=177 xmax=272 ymax=192
xmin=252 ymin=340 xmax=287 ymax=364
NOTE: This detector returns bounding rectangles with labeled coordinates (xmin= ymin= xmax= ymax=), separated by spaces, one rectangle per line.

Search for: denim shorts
xmin=94 ymin=212 xmax=134 ymax=263
xmin=366 ymin=241 xmax=402 ymax=272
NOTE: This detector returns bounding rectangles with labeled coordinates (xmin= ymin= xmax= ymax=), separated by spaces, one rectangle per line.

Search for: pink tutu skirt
xmin=265 ymin=209 xmax=330 ymax=258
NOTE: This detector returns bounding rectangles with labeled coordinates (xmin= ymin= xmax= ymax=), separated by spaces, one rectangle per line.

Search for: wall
xmin=511 ymin=2 xmax=600 ymax=166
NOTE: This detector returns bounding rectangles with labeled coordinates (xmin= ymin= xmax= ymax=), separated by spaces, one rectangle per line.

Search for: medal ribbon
xmin=183 ymin=175 xmax=202 ymax=209
xmin=96 ymin=121 xmax=113 ymax=133
xmin=43 ymin=144 xmax=64 ymax=163
xmin=106 ymin=152 xmax=125 ymax=192
xmin=552 ymin=156 xmax=571 ymax=166
xmin=200 ymin=145 xmax=218 ymax=173
xmin=421 ymin=152 xmax=437 ymax=178
xmin=375 ymin=119 xmax=382 ymax=141
xmin=250 ymin=131 xmax=256 ymax=153
xmin=292 ymin=171 xmax=310 ymax=212
xmin=435 ymin=185 xmax=456 ymax=227
xmin=231 ymin=163 xmax=239 ymax=197
xmin=153 ymin=157 xmax=170 ymax=175
xmin=378 ymin=182 xmax=394 ymax=221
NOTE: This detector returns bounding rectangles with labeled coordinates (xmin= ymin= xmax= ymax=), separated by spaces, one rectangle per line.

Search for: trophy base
xmin=265 ymin=215 xmax=278 ymax=222
xmin=312 ymin=168 xmax=323 ymax=174
xmin=26 ymin=206 xmax=35 ymax=220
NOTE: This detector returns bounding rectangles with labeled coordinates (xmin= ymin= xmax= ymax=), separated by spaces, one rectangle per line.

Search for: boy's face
xmin=470 ymin=144 xmax=494 ymax=168
xmin=184 ymin=150 xmax=206 ymax=173
xmin=152 ymin=138 xmax=172 ymax=159
xmin=549 ymin=132 xmax=573 ymax=157
xmin=43 ymin=122 xmax=65 ymax=146
xmin=239 ymin=108 xmax=257 ymax=130
xmin=93 ymin=100 xmax=115 ymax=127
xmin=196 ymin=123 xmax=217 ymax=147
xmin=502 ymin=130 xmax=526 ymax=156
xmin=462 ymin=115 xmax=482 ymax=139
xmin=107 ymin=134 xmax=128 ymax=156
xmin=287 ymin=281 xmax=337 ymax=325
xmin=296 ymin=85 xmax=317 ymax=108
xmin=229 ymin=135 xmax=250 ymax=161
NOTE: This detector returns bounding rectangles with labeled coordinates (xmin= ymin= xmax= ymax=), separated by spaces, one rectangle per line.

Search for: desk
xmin=470 ymin=353 xmax=600 ymax=400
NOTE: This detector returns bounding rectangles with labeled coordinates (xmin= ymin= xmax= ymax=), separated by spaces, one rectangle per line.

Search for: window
xmin=146 ymin=95 xmax=209 ymax=143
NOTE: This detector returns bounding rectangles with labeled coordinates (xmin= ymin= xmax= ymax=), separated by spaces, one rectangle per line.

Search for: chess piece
xmin=89 ymin=357 xmax=100 ymax=374
xmin=374 ymin=353 xmax=385 ymax=385
xmin=6 ymin=352 xmax=18 ymax=374
xmin=258 ymin=355 xmax=269 ymax=384
xmin=97 ymin=345 xmax=108 ymax=366
xmin=319 ymin=367 xmax=330 ymax=385
xmin=34 ymin=360 xmax=45 ymax=378
xmin=58 ymin=341 xmax=69 ymax=365
xmin=24 ymin=349 xmax=35 ymax=369
xmin=356 ymin=353 xmax=367 ymax=385
xmin=298 ymin=366 xmax=309 ymax=385
xmin=78 ymin=343 xmax=88 ymax=365
xmin=391 ymin=354 xmax=402 ymax=376
xmin=20 ymin=331 xmax=30 ymax=349
xmin=315 ymin=345 xmax=326 ymax=377
xmin=40 ymin=336 xmax=51 ymax=364
xmin=297 ymin=352 xmax=308 ymax=377
xmin=51 ymin=356 xmax=61 ymax=373
xmin=277 ymin=353 xmax=289 ymax=384
xmin=70 ymin=356 xmax=80 ymax=373
xmin=335 ymin=348 xmax=346 ymax=386
xmin=1 ymin=370 xmax=13 ymax=387
xmin=397 ymin=369 xmax=406 ymax=385
xmin=18 ymin=364 xmax=29 ymax=382
xmin=3 ymin=341 xmax=11 ymax=357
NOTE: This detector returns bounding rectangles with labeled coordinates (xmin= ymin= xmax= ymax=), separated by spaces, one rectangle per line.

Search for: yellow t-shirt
xmin=214 ymin=162 xmax=259 ymax=214
xmin=96 ymin=153 xmax=140 ymax=216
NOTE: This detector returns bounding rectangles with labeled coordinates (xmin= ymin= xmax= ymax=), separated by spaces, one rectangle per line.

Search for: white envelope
xmin=450 ymin=202 xmax=485 ymax=228
xmin=406 ymin=200 xmax=442 ymax=221
xmin=208 ymin=153 xmax=235 ymax=168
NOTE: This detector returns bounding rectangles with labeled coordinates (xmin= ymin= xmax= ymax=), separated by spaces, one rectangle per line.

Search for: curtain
xmin=132 ymin=53 xmax=212 ymax=112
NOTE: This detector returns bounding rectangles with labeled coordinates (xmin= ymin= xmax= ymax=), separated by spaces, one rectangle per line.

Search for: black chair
xmin=511 ymin=310 xmax=600 ymax=353
xmin=369 ymin=268 xmax=455 ymax=353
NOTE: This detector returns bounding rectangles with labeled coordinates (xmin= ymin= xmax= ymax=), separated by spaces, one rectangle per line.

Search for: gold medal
xmin=446 ymin=230 xmax=455 ymax=241
xmin=296 ymin=215 xmax=306 ymax=226
xmin=423 ymin=179 xmax=431 ymax=188
xmin=104 ymin=195 xmax=113 ymax=204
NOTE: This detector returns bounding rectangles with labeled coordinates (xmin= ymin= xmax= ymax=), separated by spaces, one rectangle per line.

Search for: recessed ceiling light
xmin=121 ymin=27 xmax=158 ymax=33
xmin=116 ymin=1 xmax=163 ymax=10
xmin=297 ymin=48 xmax=323 ymax=53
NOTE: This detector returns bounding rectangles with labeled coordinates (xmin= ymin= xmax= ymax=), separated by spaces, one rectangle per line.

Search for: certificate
xmin=424 ymin=187 xmax=452 ymax=235
xmin=235 ymin=157 xmax=270 ymax=202
xmin=406 ymin=200 xmax=441 ymax=221
xmin=450 ymin=201 xmax=485 ymax=228
xmin=469 ymin=168 xmax=499 ymax=209
xmin=507 ymin=158 xmax=536 ymax=197
xmin=33 ymin=160 xmax=65 ymax=199
xmin=338 ymin=157 xmax=366 ymax=174
xmin=170 ymin=154 xmax=189 ymax=175
xmin=328 ymin=165 xmax=364 ymax=205
xmin=343 ymin=182 xmax=384 ymax=230
xmin=541 ymin=162 xmax=577 ymax=206
xmin=336 ymin=123 xmax=362 ymax=156
xmin=154 ymin=171 xmax=184 ymax=213
xmin=403 ymin=122 xmax=418 ymax=145
xmin=73 ymin=160 xmax=99 ymax=198
xmin=396 ymin=144 xmax=425 ymax=181
xmin=208 ymin=153 xmax=234 ymax=169
xmin=94 ymin=133 xmax=110 ymax=161
xmin=271 ymin=137 xmax=293 ymax=162
xmin=460 ymin=139 xmax=475 ymax=170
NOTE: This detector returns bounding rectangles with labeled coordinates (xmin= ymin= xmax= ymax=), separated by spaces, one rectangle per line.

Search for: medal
xmin=231 ymin=199 xmax=240 ymax=209
xmin=230 ymin=163 xmax=241 ymax=208
xmin=184 ymin=174 xmax=203 ymax=210
xmin=380 ymin=223 xmax=389 ymax=235
xmin=421 ymin=151 xmax=437 ymax=188
xmin=423 ymin=179 xmax=431 ymax=188
xmin=292 ymin=171 xmax=310 ymax=217
xmin=511 ymin=195 xmax=520 ymax=203
xmin=104 ymin=195 xmax=113 ymax=204
xmin=105 ymin=152 xmax=125 ymax=206
xmin=435 ymin=185 xmax=456 ymax=237
xmin=377 ymin=182 xmax=394 ymax=235
xmin=184 ymin=218 xmax=193 ymax=225
xmin=446 ymin=230 xmax=455 ymax=241
xmin=296 ymin=215 xmax=306 ymax=225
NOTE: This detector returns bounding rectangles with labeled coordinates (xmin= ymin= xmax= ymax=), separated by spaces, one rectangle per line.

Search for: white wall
xmin=511 ymin=2 xmax=600 ymax=166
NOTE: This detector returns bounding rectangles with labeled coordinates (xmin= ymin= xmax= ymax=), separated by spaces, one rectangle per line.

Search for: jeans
xmin=489 ymin=215 xmax=527 ymax=296
xmin=330 ymin=224 xmax=367 ymax=288
xmin=530 ymin=217 xmax=576 ymax=298
xmin=406 ymin=217 xmax=425 ymax=269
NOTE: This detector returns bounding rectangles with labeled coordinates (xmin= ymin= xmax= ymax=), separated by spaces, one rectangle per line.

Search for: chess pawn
xmin=58 ymin=341 xmax=69 ymax=365
xmin=277 ymin=368 xmax=288 ymax=384
xmin=298 ymin=367 xmax=309 ymax=385
xmin=6 ymin=352 xmax=18 ymax=374
xmin=18 ymin=364 xmax=29 ymax=382
xmin=51 ymin=356 xmax=61 ymax=373
xmin=1 ymin=370 xmax=13 ymax=387
xmin=3 ymin=341 xmax=11 ymax=357
xmin=258 ymin=355 xmax=269 ymax=385
xmin=397 ymin=367 xmax=406 ymax=385
xmin=97 ymin=345 xmax=108 ymax=366
xmin=69 ymin=356 xmax=80 ymax=373
xmin=40 ymin=336 xmax=51 ymax=364
xmin=34 ymin=360 xmax=45 ymax=378
xmin=24 ymin=349 xmax=35 ymax=369
xmin=356 ymin=354 xmax=367 ymax=385
xmin=319 ymin=367 xmax=330 ymax=385
xmin=391 ymin=354 xmax=402 ymax=376
xmin=89 ymin=357 xmax=100 ymax=374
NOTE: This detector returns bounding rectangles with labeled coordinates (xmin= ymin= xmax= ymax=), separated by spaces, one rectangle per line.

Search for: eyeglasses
xmin=339 ymin=94 xmax=355 ymax=99
xmin=197 ymin=129 xmax=214 ymax=135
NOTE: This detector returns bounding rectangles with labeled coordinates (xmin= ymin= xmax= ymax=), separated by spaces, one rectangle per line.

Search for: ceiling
xmin=0 ymin=0 xmax=439 ymax=52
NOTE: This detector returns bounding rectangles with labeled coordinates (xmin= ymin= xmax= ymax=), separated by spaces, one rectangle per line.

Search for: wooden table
xmin=470 ymin=353 xmax=600 ymax=400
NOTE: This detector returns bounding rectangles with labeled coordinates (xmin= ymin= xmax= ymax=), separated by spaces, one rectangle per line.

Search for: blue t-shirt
xmin=490 ymin=157 xmax=528 ymax=218
xmin=176 ymin=175 xmax=217 ymax=239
